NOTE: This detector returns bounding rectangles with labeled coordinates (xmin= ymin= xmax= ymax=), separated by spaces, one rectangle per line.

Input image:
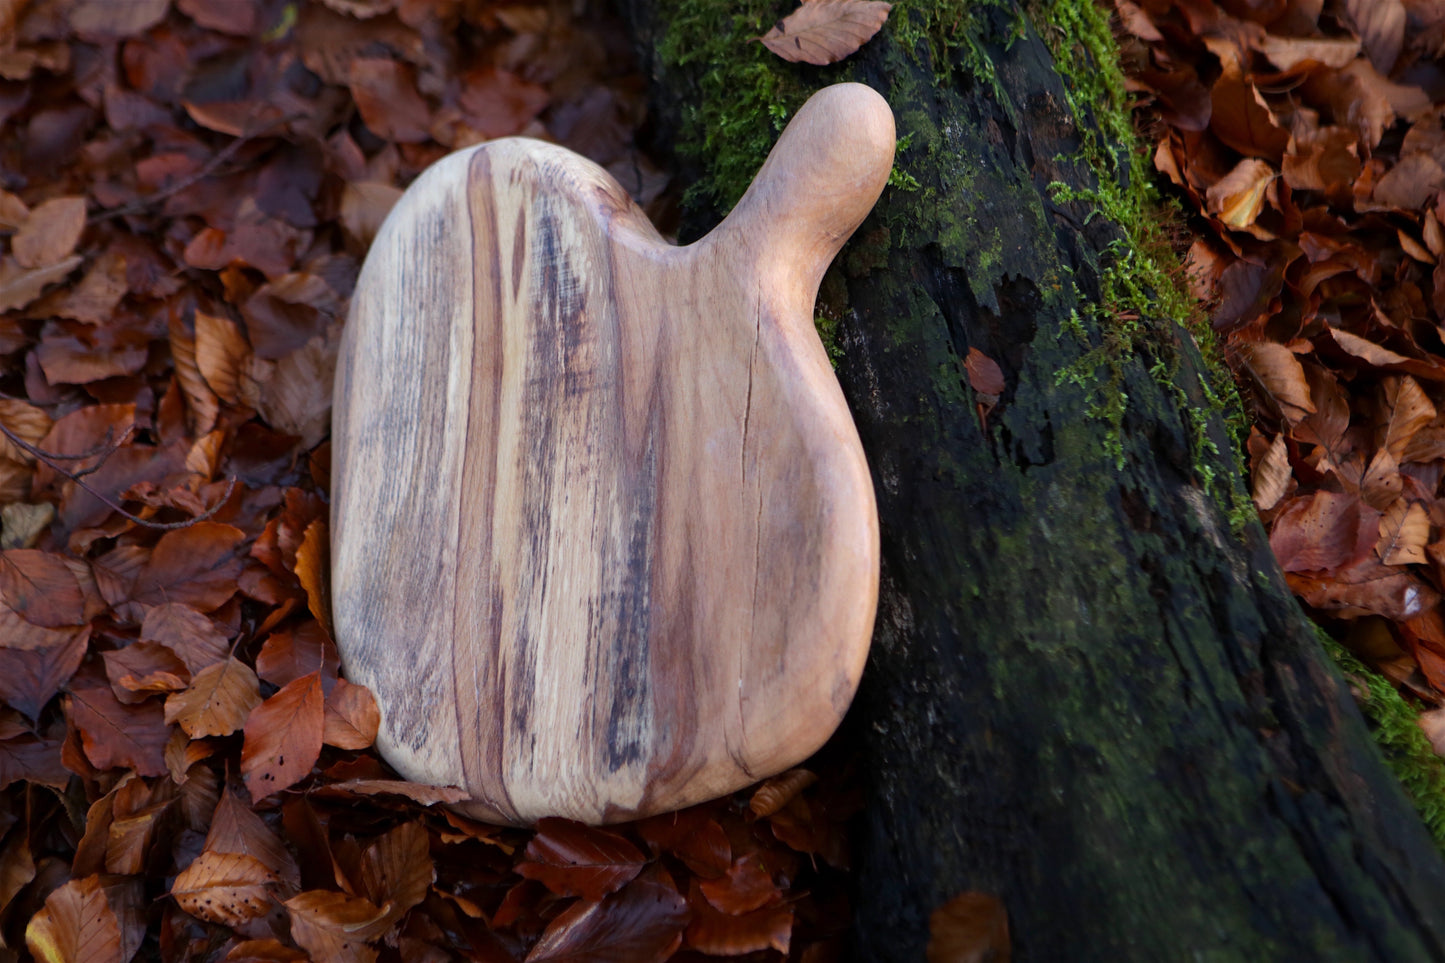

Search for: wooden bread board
xmin=331 ymin=83 xmax=892 ymax=825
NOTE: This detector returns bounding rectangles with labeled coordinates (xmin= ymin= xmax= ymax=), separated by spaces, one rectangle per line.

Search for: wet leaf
xmin=241 ymin=670 xmax=325 ymax=798
xmin=525 ymin=879 xmax=689 ymax=963
xmin=927 ymin=891 xmax=1010 ymax=963
xmin=516 ymin=818 xmax=648 ymax=901
xmin=757 ymin=0 xmax=892 ymax=66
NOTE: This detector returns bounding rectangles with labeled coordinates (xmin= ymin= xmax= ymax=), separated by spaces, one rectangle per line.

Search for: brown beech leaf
xmin=1252 ymin=433 xmax=1291 ymax=512
xmin=194 ymin=311 xmax=252 ymax=405
xmin=166 ymin=657 xmax=261 ymax=737
xmin=55 ymin=251 xmax=130 ymax=324
xmin=339 ymin=182 xmax=402 ymax=246
xmin=169 ymin=311 xmax=219 ymax=436
xmin=750 ymin=768 xmax=818 ymax=818
xmin=1257 ymin=35 xmax=1360 ymax=71
xmin=296 ymin=518 xmax=332 ymax=632
xmin=1268 ymin=491 xmax=1379 ymax=574
xmin=1206 ymin=158 xmax=1275 ymax=230
xmin=1344 ymin=0 xmax=1405 ymax=74
xmin=758 ymin=0 xmax=892 ymax=66
xmin=359 ymin=821 xmax=433 ymax=925
xmin=0 ymin=626 xmax=89 ymax=719
xmin=964 ymin=348 xmax=1005 ymax=397
xmin=224 ymin=941 xmax=310 ymax=963
xmin=0 ymin=726 xmax=69 ymax=789
xmin=525 ymin=879 xmax=689 ymax=963
xmin=67 ymin=673 xmax=170 ymax=777
xmin=1382 ymin=376 xmax=1436 ymax=461
xmin=516 ymin=818 xmax=648 ymax=901
xmin=635 ymin=808 xmax=730 ymax=878
xmin=1210 ymin=76 xmax=1290 ymax=160
xmin=0 ymin=255 xmax=83 ymax=312
xmin=103 ymin=643 xmax=189 ymax=702
xmin=26 ymin=875 xmax=143 ymax=963
xmin=284 ymin=890 xmax=390 ymax=963
xmin=205 ymin=788 xmax=302 ymax=890
xmin=1 ymin=549 xmax=86 ymax=627
xmin=12 ymin=197 xmax=87 ymax=269
xmin=1327 ymin=328 xmax=1445 ymax=381
xmin=686 ymin=880 xmax=792 ymax=956
xmin=1289 ymin=558 xmax=1437 ymax=622
xmin=1377 ymin=499 xmax=1430 ymax=566
xmin=322 ymin=678 xmax=379 ymax=749
xmin=927 ymin=891 xmax=1011 ymax=963
xmin=1282 ymin=126 xmax=1360 ymax=195
xmin=1420 ymin=708 xmax=1445 ymax=757
xmin=1238 ymin=341 xmax=1314 ymax=423
xmin=257 ymin=333 xmax=337 ymax=449
xmin=257 ymin=621 xmax=340 ymax=688
xmin=70 ymin=0 xmax=170 ymax=38
xmin=242 ymin=670 xmax=325 ymax=798
xmin=1373 ymin=153 xmax=1445 ymax=211
xmin=0 ymin=398 xmax=53 ymax=464
xmin=348 ymin=58 xmax=431 ymax=143
xmin=317 ymin=779 xmax=470 ymax=805
xmin=173 ymin=851 xmax=278 ymax=928
xmin=698 ymin=853 xmax=779 ymax=915
xmin=141 ymin=603 xmax=230 ymax=673
xmin=131 ymin=523 xmax=246 ymax=614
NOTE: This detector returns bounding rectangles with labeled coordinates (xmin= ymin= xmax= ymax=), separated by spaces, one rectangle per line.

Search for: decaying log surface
xmin=616 ymin=1 xmax=1445 ymax=959
xmin=331 ymin=85 xmax=891 ymax=826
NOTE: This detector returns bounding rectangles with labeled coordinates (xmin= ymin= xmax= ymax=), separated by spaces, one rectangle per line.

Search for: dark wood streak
xmin=456 ymin=149 xmax=512 ymax=819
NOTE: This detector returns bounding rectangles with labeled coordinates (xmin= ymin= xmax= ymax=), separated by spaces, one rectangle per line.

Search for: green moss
xmin=1320 ymin=633 xmax=1445 ymax=849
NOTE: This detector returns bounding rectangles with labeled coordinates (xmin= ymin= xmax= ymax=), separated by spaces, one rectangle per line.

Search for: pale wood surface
xmin=331 ymin=83 xmax=893 ymax=825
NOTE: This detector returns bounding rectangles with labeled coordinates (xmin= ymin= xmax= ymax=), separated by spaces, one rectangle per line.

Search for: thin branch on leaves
xmin=0 ymin=420 xmax=239 ymax=531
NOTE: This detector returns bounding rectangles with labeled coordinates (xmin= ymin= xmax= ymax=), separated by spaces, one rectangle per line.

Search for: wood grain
xmin=331 ymin=83 xmax=893 ymax=825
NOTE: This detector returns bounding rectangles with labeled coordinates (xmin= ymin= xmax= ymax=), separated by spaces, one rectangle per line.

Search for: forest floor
xmin=2 ymin=0 xmax=1445 ymax=961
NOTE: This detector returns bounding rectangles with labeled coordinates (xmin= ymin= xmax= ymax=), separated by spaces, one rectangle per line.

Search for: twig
xmin=0 ymin=420 xmax=240 ymax=530
xmin=88 ymin=112 xmax=304 ymax=224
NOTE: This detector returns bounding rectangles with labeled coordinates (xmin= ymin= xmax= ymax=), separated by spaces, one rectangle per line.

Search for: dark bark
xmin=615 ymin=1 xmax=1445 ymax=959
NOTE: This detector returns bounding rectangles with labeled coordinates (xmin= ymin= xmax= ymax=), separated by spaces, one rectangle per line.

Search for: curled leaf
xmin=758 ymin=0 xmax=891 ymax=66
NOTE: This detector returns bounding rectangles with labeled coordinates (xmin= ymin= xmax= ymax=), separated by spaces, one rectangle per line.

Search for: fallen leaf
xmin=317 ymin=779 xmax=470 ymax=805
xmin=70 ymin=0 xmax=170 ymax=38
xmin=131 ymin=523 xmax=246 ymax=614
xmin=1344 ymin=0 xmax=1405 ymax=74
xmin=241 ymin=670 xmax=325 ymax=798
xmin=698 ymin=853 xmax=779 ymax=914
xmin=0 ymin=255 xmax=83 ymax=312
xmin=1373 ymin=153 xmax=1445 ymax=211
xmin=169 ymin=310 xmax=220 ymax=436
xmin=194 ymin=311 xmax=252 ymax=404
xmin=296 ymin=518 xmax=332 ymax=632
xmin=0 ymin=626 xmax=89 ymax=718
xmin=750 ymin=768 xmax=818 ymax=818
xmin=758 ymin=0 xmax=892 ymax=66
xmin=686 ymin=880 xmax=792 ymax=956
xmin=322 ymin=677 xmax=379 ymax=749
xmin=26 ymin=875 xmax=144 ymax=963
xmin=173 ymin=851 xmax=279 ymax=927
xmin=1289 ymin=557 xmax=1437 ymax=621
xmin=141 ymin=603 xmax=230 ymax=673
xmin=1381 ymin=376 xmax=1436 ymax=461
xmin=339 ymin=182 xmax=402 ymax=246
xmin=1269 ymin=491 xmax=1379 ymax=573
xmin=358 ymin=821 xmax=433 ymax=925
xmin=256 ymin=621 xmax=340 ymax=688
xmin=103 ymin=643 xmax=189 ymax=702
xmin=516 ymin=818 xmax=648 ymax=901
xmin=1282 ymin=125 xmax=1360 ymax=195
xmin=348 ymin=58 xmax=431 ymax=143
xmin=526 ymin=879 xmax=688 ymax=963
xmin=1377 ymin=499 xmax=1430 ymax=566
xmin=1252 ymin=433 xmax=1291 ymax=511
xmin=204 ymin=788 xmax=302 ymax=890
xmin=284 ymin=889 xmax=390 ymax=963
xmin=1419 ymin=708 xmax=1445 ymax=757
xmin=1207 ymin=158 xmax=1277 ymax=230
xmin=1258 ymin=35 xmax=1361 ymax=72
xmin=12 ymin=196 xmax=87 ymax=268
xmin=927 ymin=891 xmax=1010 ymax=963
xmin=1 ymin=549 xmax=87 ymax=627
xmin=66 ymin=672 xmax=170 ymax=777
xmin=166 ymin=657 xmax=261 ymax=737
xmin=964 ymin=348 xmax=1005 ymax=397
xmin=257 ymin=333 xmax=337 ymax=449
xmin=1238 ymin=340 xmax=1315 ymax=423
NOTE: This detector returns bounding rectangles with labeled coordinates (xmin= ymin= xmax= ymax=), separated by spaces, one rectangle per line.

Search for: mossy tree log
xmin=614 ymin=0 xmax=1445 ymax=959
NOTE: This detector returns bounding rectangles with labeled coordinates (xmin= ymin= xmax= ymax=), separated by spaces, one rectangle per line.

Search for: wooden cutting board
xmin=331 ymin=83 xmax=892 ymax=826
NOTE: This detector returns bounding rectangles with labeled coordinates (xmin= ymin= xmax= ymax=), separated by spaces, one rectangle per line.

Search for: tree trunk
xmin=615 ymin=0 xmax=1445 ymax=959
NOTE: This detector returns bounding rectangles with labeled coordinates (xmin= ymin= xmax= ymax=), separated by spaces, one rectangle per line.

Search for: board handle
xmin=716 ymin=83 xmax=895 ymax=295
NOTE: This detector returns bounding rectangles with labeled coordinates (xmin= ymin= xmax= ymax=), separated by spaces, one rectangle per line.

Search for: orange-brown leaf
xmin=173 ymin=851 xmax=278 ymax=927
xmin=1 ymin=550 xmax=86 ymax=627
xmin=516 ymin=818 xmax=648 ymax=901
xmin=1252 ymin=433 xmax=1291 ymax=512
xmin=1206 ymin=158 xmax=1275 ymax=230
xmin=66 ymin=673 xmax=169 ymax=777
xmin=1238 ymin=341 xmax=1314 ymax=423
xmin=339 ymin=182 xmax=402 ymax=246
xmin=1268 ymin=491 xmax=1379 ymax=574
xmin=698 ymin=853 xmax=779 ymax=915
xmin=526 ymin=880 xmax=688 ymax=963
xmin=166 ymin=657 xmax=261 ymax=737
xmin=1344 ymin=0 xmax=1405 ymax=74
xmin=322 ymin=677 xmax=379 ymax=750
xmin=758 ymin=0 xmax=891 ymax=66
xmin=0 ymin=398 xmax=53 ymax=463
xmin=296 ymin=518 xmax=332 ymax=633
xmin=1382 ymin=376 xmax=1436 ymax=461
xmin=241 ymin=671 xmax=325 ymax=798
xmin=204 ymin=788 xmax=302 ymax=890
xmin=926 ymin=891 xmax=1010 ymax=963
xmin=359 ymin=821 xmax=433 ymax=924
xmin=26 ymin=874 xmax=143 ymax=963
xmin=964 ymin=348 xmax=1005 ymax=397
xmin=686 ymin=880 xmax=792 ymax=956
xmin=1377 ymin=499 xmax=1430 ymax=566
xmin=348 ymin=58 xmax=431 ymax=143
xmin=752 ymin=768 xmax=820 ymax=819
xmin=284 ymin=889 xmax=390 ymax=962
xmin=12 ymin=196 xmax=87 ymax=269
xmin=141 ymin=603 xmax=230 ymax=673
xmin=194 ymin=311 xmax=252 ymax=405
xmin=0 ymin=254 xmax=83 ymax=312
xmin=131 ymin=523 xmax=245 ymax=614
